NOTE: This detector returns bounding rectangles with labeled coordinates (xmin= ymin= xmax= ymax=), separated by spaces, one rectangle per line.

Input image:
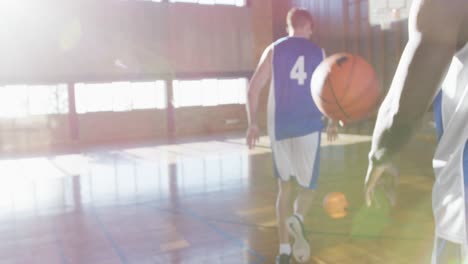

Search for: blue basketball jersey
xmin=270 ymin=37 xmax=324 ymax=141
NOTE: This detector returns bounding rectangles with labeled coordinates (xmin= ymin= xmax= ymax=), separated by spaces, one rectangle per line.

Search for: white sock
xmin=279 ymin=244 xmax=291 ymax=255
xmin=294 ymin=213 xmax=304 ymax=223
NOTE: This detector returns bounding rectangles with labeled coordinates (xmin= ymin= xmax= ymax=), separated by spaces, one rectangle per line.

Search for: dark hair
xmin=287 ymin=8 xmax=314 ymax=30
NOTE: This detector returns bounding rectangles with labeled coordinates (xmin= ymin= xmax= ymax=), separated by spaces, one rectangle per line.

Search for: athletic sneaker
xmin=286 ymin=215 xmax=310 ymax=263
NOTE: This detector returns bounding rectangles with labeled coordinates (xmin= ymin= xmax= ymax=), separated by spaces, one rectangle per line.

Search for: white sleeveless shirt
xmin=432 ymin=43 xmax=468 ymax=250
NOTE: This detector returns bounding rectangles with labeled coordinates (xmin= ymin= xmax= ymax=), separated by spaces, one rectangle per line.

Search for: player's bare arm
xmin=246 ymin=45 xmax=273 ymax=149
xmin=365 ymin=0 xmax=468 ymax=206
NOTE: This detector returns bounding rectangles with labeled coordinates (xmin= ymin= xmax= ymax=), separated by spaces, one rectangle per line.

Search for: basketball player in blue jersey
xmin=246 ymin=8 xmax=338 ymax=264
xmin=364 ymin=0 xmax=468 ymax=263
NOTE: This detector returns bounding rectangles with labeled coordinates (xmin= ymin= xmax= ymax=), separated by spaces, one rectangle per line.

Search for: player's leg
xmin=294 ymin=188 xmax=316 ymax=222
xmin=272 ymin=139 xmax=294 ymax=263
xmin=287 ymin=131 xmax=321 ymax=263
xmin=276 ymin=178 xmax=293 ymax=263
xmin=286 ymin=188 xmax=314 ymax=263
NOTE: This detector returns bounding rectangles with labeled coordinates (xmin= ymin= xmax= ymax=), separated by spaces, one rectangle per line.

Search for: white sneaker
xmin=286 ymin=215 xmax=310 ymax=263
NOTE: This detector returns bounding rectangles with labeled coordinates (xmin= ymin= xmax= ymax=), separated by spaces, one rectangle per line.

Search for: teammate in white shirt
xmin=364 ymin=0 xmax=468 ymax=263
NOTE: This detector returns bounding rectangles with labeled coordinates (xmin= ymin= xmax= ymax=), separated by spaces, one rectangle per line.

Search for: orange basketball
xmin=311 ymin=53 xmax=380 ymax=123
xmin=323 ymin=192 xmax=349 ymax=219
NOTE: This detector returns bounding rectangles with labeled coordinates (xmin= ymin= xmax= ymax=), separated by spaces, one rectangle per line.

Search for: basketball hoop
xmin=369 ymin=0 xmax=412 ymax=30
xmin=378 ymin=8 xmax=401 ymax=30
xmin=391 ymin=8 xmax=401 ymax=20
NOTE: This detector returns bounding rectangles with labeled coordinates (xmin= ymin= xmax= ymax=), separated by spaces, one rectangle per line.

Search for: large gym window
xmin=173 ymin=78 xmax=247 ymax=108
xmin=168 ymin=0 xmax=246 ymax=7
xmin=0 ymin=84 xmax=68 ymax=118
xmin=75 ymin=81 xmax=166 ymax=114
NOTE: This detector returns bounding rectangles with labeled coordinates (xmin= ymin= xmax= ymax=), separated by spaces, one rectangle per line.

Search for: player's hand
xmin=326 ymin=121 xmax=339 ymax=142
xmin=246 ymin=124 xmax=260 ymax=149
xmin=364 ymin=161 xmax=399 ymax=207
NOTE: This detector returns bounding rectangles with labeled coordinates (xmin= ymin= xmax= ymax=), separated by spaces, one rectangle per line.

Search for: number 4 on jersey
xmin=290 ymin=56 xmax=307 ymax=86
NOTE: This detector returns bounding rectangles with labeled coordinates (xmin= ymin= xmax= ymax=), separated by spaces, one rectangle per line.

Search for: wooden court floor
xmin=0 ymin=133 xmax=437 ymax=263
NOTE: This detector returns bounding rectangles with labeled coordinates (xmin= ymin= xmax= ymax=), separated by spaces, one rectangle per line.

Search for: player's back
xmin=268 ymin=37 xmax=324 ymax=141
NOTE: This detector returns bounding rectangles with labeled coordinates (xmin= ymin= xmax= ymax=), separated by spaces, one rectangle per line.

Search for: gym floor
xmin=0 ymin=132 xmax=436 ymax=264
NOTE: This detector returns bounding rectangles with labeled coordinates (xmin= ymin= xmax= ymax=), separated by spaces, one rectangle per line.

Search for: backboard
xmin=369 ymin=0 xmax=413 ymax=29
